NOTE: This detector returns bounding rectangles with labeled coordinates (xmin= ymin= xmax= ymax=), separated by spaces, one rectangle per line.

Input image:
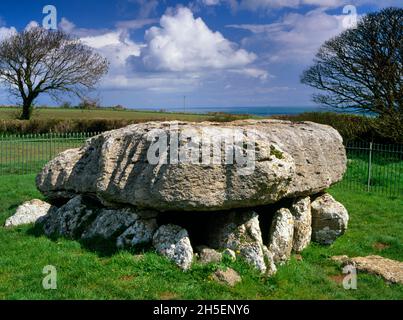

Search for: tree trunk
xmin=20 ymin=98 xmax=33 ymax=120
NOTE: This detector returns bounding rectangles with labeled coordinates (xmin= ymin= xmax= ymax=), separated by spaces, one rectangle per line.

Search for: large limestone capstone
xmin=36 ymin=120 xmax=346 ymax=212
xmin=311 ymin=193 xmax=349 ymax=245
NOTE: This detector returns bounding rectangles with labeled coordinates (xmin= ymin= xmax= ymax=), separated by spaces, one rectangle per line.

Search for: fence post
xmin=367 ymin=142 xmax=373 ymax=192
xmin=49 ymin=130 xmax=53 ymax=160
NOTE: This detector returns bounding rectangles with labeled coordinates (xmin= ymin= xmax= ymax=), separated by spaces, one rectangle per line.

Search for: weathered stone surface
xmin=81 ymin=209 xmax=138 ymax=241
xmin=263 ymin=246 xmax=277 ymax=277
xmin=40 ymin=196 xmax=97 ymax=238
xmin=331 ymin=255 xmax=350 ymax=265
xmin=5 ymin=199 xmax=54 ymax=227
xmin=116 ymin=218 xmax=158 ymax=249
xmin=207 ymin=210 xmax=267 ymax=273
xmin=262 ymin=245 xmax=277 ymax=277
xmin=311 ymin=193 xmax=349 ymax=245
xmin=32 ymin=120 xmax=348 ymax=273
xmin=152 ymin=224 xmax=193 ymax=270
xmin=332 ymin=255 xmax=403 ymax=285
xmin=39 ymin=195 xmax=157 ymax=247
xmin=211 ymin=268 xmax=242 ymax=287
xmin=36 ymin=120 xmax=346 ymax=211
xmin=196 ymin=246 xmax=222 ymax=264
xmin=290 ymin=197 xmax=312 ymax=253
xmin=268 ymin=208 xmax=294 ymax=264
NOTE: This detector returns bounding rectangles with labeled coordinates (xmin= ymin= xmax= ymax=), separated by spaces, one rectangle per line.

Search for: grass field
xmin=336 ymin=144 xmax=403 ymax=197
xmin=0 ymin=107 xmax=214 ymax=121
xmin=0 ymin=106 xmax=257 ymax=134
xmin=0 ymin=134 xmax=89 ymax=175
xmin=0 ymin=174 xmax=402 ymax=300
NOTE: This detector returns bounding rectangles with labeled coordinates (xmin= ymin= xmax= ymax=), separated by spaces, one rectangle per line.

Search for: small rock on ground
xmin=5 ymin=199 xmax=53 ymax=227
xmin=196 ymin=246 xmax=222 ymax=264
xmin=211 ymin=268 xmax=242 ymax=287
xmin=331 ymin=255 xmax=403 ymax=285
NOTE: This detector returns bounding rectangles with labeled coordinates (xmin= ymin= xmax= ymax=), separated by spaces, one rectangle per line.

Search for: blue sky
xmin=0 ymin=0 xmax=401 ymax=109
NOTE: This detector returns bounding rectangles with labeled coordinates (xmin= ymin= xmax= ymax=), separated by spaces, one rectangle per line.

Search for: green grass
xmin=0 ymin=136 xmax=87 ymax=175
xmin=0 ymin=107 xmax=214 ymax=121
xmin=334 ymin=147 xmax=403 ymax=197
xmin=0 ymin=174 xmax=402 ymax=300
xmin=0 ymin=106 xmax=257 ymax=134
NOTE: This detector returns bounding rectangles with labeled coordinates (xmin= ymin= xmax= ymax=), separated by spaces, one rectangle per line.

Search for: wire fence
xmin=334 ymin=141 xmax=403 ymax=197
xmin=0 ymin=132 xmax=101 ymax=176
xmin=0 ymin=133 xmax=402 ymax=197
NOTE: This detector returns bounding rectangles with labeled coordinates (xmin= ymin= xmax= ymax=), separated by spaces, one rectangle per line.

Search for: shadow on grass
xmin=7 ymin=204 xmax=19 ymax=213
xmin=25 ymin=223 xmax=152 ymax=258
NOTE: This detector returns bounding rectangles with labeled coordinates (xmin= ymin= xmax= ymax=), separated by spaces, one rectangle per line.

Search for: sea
xmin=137 ymin=106 xmax=331 ymax=116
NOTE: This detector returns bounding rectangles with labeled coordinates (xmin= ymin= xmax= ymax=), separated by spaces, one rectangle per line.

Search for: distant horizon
xmin=1 ymin=104 xmax=344 ymax=117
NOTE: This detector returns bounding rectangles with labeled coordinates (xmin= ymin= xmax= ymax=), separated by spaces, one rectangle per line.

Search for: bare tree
xmin=0 ymin=27 xmax=109 ymax=119
xmin=301 ymin=8 xmax=402 ymax=141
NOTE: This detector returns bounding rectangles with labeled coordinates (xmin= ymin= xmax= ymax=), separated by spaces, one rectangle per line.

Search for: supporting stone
xmin=268 ymin=208 xmax=294 ymax=265
xmin=152 ymin=224 xmax=194 ymax=270
xmin=290 ymin=197 xmax=312 ymax=253
xmin=311 ymin=193 xmax=349 ymax=245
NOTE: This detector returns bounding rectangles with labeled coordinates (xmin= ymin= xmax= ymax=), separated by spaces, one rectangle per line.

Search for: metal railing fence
xmin=335 ymin=141 xmax=403 ymax=197
xmin=0 ymin=132 xmax=101 ymax=176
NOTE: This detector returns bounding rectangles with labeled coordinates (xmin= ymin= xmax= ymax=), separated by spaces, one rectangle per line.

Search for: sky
xmin=0 ymin=0 xmax=401 ymax=110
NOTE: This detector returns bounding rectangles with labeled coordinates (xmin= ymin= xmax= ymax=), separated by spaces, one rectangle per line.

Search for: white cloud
xmin=24 ymin=20 xmax=40 ymax=31
xmin=56 ymin=10 xmax=267 ymax=93
xmin=59 ymin=17 xmax=75 ymax=33
xmin=200 ymin=0 xmax=403 ymax=11
xmin=81 ymin=32 xmax=124 ymax=49
xmin=201 ymin=0 xmax=222 ymax=5
xmin=239 ymin=0 xmax=345 ymax=10
xmin=104 ymin=73 xmax=202 ymax=92
xmin=59 ymin=18 xmax=142 ymax=89
xmin=59 ymin=18 xmax=110 ymax=37
xmin=141 ymin=7 xmax=257 ymax=72
xmin=0 ymin=20 xmax=44 ymax=42
xmin=229 ymin=9 xmax=346 ymax=64
xmin=0 ymin=26 xmax=17 ymax=41
xmin=59 ymin=17 xmax=143 ymax=73
xmin=230 ymin=67 xmax=270 ymax=80
xmin=81 ymin=31 xmax=142 ymax=75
